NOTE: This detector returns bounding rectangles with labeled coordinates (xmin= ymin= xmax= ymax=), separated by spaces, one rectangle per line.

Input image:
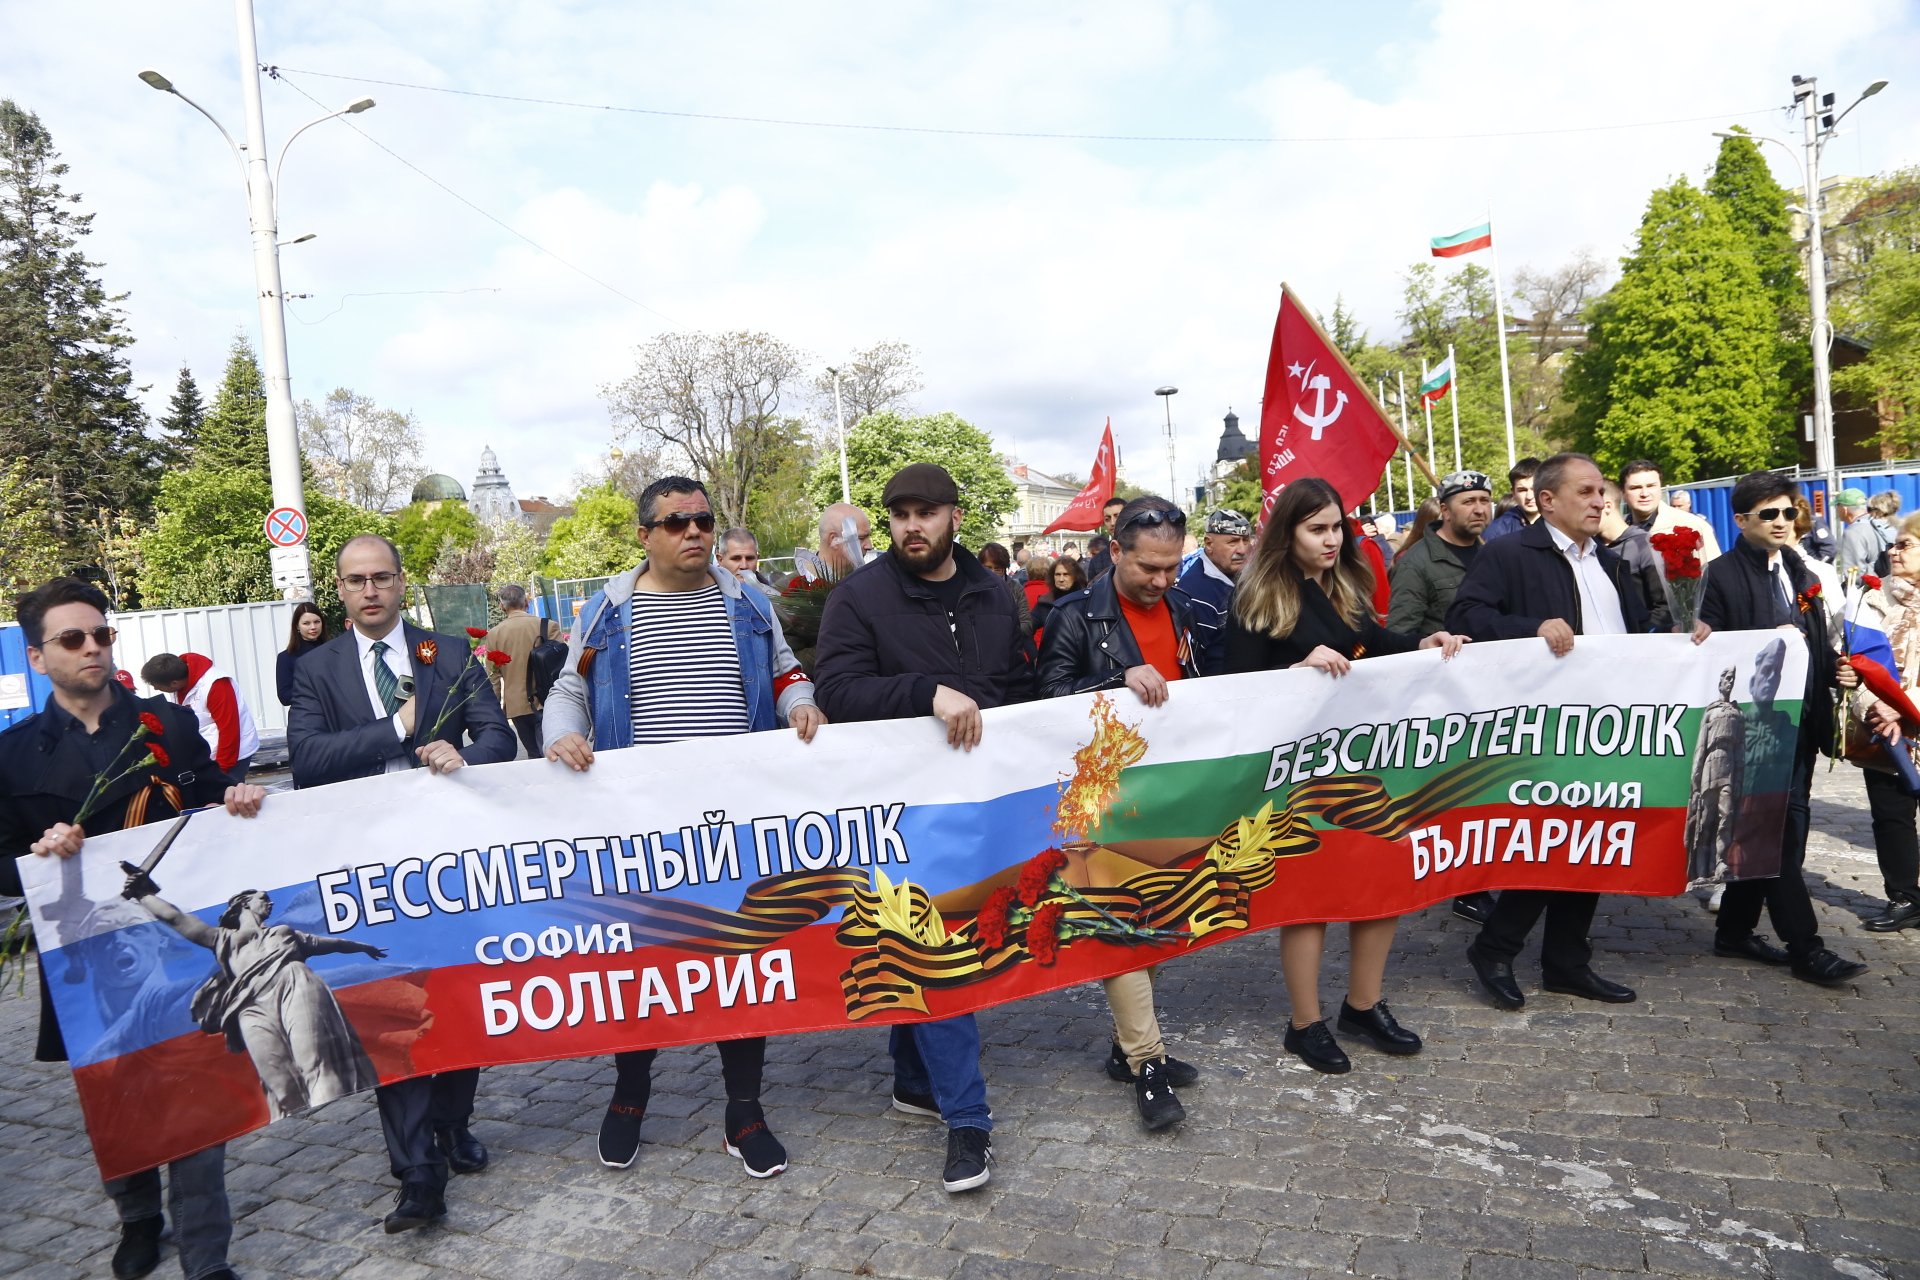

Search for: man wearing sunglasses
xmin=814 ymin=462 xmax=1032 ymax=1194
xmin=543 ymin=475 xmax=822 ymax=1180
xmin=1 ymin=577 xmax=267 ymax=1280
xmin=287 ymin=534 xmax=516 ymax=1233
xmin=1692 ymin=472 xmax=1872 ymax=988
xmin=1035 ymin=494 xmax=1202 ymax=1131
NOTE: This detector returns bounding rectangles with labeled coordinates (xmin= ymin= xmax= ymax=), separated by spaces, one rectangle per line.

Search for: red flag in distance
xmin=1042 ymin=419 xmax=1119 ymax=534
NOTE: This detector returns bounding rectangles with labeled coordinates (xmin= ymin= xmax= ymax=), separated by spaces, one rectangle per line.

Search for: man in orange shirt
xmin=1034 ymin=495 xmax=1201 ymax=1130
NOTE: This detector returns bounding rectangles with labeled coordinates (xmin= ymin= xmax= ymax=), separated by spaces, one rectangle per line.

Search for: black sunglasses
xmin=37 ymin=626 xmax=117 ymax=652
xmin=644 ymin=512 xmax=716 ymax=534
xmin=1742 ymin=505 xmax=1794 ymax=523
xmin=1117 ymin=507 xmax=1188 ymax=534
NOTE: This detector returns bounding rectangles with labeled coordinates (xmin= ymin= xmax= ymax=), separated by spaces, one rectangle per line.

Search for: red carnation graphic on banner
xmin=1257 ymin=285 xmax=1404 ymax=519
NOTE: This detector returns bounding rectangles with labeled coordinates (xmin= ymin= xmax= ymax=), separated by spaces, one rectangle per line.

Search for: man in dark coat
xmin=813 ymin=463 xmax=1027 ymax=1195
xmin=1692 ymin=471 xmax=1871 ymax=986
xmin=1446 ymin=453 xmax=1647 ymax=1012
xmin=287 ymin=534 xmax=515 ymax=1232
xmin=0 ymin=577 xmax=265 ymax=1280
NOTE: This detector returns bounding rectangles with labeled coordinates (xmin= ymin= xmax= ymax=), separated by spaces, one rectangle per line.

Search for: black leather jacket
xmin=1035 ymin=572 xmax=1202 ymax=698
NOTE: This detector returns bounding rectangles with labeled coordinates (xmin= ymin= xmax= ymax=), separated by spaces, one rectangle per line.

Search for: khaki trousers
xmin=1102 ymin=967 xmax=1165 ymax=1072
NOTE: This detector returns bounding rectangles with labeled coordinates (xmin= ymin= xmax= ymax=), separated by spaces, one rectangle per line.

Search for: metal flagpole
xmin=1396 ymin=370 xmax=1422 ymax=496
xmin=1420 ymin=362 xmax=1438 ymax=496
xmin=1379 ymin=380 xmax=1396 ymax=513
xmin=1447 ymin=342 xmax=1463 ymax=471
xmin=1487 ymin=205 xmax=1518 ymax=470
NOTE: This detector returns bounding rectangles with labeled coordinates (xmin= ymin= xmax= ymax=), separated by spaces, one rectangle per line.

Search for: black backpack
xmin=526 ymin=617 xmax=568 ymax=708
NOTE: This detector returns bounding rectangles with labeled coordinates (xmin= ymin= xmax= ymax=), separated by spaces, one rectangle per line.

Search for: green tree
xmin=804 ymin=410 xmax=1017 ymax=549
xmin=1564 ymin=177 xmax=1786 ymax=481
xmin=194 ymin=335 xmax=270 ymax=474
xmin=1708 ymin=128 xmax=1807 ymax=433
xmin=539 ymin=482 xmax=643 ymax=579
xmin=487 ymin=518 xmax=544 ymax=595
xmin=1217 ymin=458 xmax=1264 ymax=520
xmin=740 ymin=418 xmax=820 ymax=555
xmin=0 ymin=458 xmax=69 ymax=613
xmin=1832 ymin=170 xmax=1920 ymax=452
xmin=158 ymin=364 xmax=205 ymax=459
xmin=394 ymin=500 xmax=482 ymax=580
xmin=0 ymin=99 xmax=159 ymax=568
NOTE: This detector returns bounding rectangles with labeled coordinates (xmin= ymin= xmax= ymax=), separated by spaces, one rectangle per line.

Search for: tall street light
xmin=138 ymin=2 xmax=376 ymax=600
xmin=825 ymin=367 xmax=850 ymax=503
xmin=1155 ymin=386 xmax=1178 ymax=504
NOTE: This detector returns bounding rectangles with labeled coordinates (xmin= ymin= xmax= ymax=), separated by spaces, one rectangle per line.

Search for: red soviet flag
xmin=1042 ymin=419 xmax=1118 ymax=534
xmin=1258 ymin=285 xmax=1402 ymax=518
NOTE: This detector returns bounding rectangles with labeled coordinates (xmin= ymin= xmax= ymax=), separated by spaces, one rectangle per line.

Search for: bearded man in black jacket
xmin=1692 ymin=471 xmax=1872 ymax=986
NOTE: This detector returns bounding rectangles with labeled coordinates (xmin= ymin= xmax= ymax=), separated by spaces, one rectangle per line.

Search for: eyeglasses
xmin=1742 ymin=506 xmax=1794 ymax=523
xmin=338 ymin=572 xmax=401 ymax=591
xmin=1116 ymin=507 xmax=1188 ymax=534
xmin=37 ymin=626 xmax=116 ymax=652
xmin=643 ymin=512 xmax=716 ymax=535
xmin=1893 ymin=540 xmax=1920 ymax=554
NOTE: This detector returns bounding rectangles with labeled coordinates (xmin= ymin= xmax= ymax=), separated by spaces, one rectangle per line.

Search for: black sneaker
xmin=942 ymin=1126 xmax=993 ymax=1193
xmin=111 ymin=1215 xmax=163 ymax=1279
xmin=1134 ymin=1058 xmax=1186 ymax=1130
xmin=1450 ymin=892 xmax=1495 ymax=925
xmin=1104 ymin=1041 xmax=1200 ymax=1087
xmin=724 ymin=1101 xmax=788 ymax=1178
xmin=1283 ymin=1019 xmax=1351 ymax=1074
xmin=891 ymin=1086 xmax=941 ymax=1119
xmin=598 ymin=1100 xmax=645 ymax=1169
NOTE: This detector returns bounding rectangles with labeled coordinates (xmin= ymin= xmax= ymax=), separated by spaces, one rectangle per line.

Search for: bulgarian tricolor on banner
xmin=1431 ymin=222 xmax=1493 ymax=258
xmin=1419 ymin=353 xmax=1455 ymax=406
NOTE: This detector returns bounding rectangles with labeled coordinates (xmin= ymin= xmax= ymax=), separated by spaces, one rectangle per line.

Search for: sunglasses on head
xmin=644 ymin=512 xmax=716 ymax=534
xmin=1742 ymin=505 xmax=1794 ymax=523
xmin=38 ymin=626 xmax=116 ymax=652
xmin=1117 ymin=507 xmax=1188 ymax=534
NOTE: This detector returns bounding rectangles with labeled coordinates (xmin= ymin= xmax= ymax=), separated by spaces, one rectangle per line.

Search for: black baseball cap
xmin=882 ymin=463 xmax=960 ymax=508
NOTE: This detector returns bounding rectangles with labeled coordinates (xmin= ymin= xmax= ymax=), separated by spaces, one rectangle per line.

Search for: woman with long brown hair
xmin=276 ymin=601 xmax=329 ymax=706
xmin=1225 ymin=477 xmax=1464 ymax=1074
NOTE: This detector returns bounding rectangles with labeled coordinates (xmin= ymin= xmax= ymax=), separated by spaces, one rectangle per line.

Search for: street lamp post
xmin=1155 ymin=386 xmax=1178 ymax=504
xmin=138 ymin=0 xmax=376 ymax=600
xmin=826 ymin=366 xmax=850 ymax=504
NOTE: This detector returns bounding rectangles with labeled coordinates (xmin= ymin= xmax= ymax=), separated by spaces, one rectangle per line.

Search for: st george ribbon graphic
xmin=20 ymin=633 xmax=1804 ymax=1178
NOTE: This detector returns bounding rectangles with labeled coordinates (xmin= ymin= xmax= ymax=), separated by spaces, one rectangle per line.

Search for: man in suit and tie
xmin=287 ymin=534 xmax=516 ymax=1233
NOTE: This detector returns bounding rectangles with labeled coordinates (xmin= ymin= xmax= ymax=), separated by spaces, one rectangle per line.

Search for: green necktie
xmin=371 ymin=640 xmax=402 ymax=716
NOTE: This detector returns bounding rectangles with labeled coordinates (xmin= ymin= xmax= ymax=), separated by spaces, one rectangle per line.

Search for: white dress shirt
xmin=1545 ymin=522 xmax=1628 ymax=635
xmin=353 ymin=624 xmax=415 ymax=773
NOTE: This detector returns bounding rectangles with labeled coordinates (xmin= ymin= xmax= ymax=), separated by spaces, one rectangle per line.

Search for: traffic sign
xmin=264 ymin=506 xmax=308 ymax=547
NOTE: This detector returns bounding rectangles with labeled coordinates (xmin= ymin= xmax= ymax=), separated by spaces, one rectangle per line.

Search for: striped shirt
xmin=627 ymin=584 xmax=751 ymax=744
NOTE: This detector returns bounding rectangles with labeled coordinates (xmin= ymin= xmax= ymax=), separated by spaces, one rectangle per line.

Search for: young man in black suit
xmin=1446 ymin=452 xmax=1648 ymax=1011
xmin=287 ymin=534 xmax=516 ymax=1232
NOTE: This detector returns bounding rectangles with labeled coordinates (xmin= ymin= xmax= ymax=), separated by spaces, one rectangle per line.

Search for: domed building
xmin=469 ymin=445 xmax=528 ymax=528
xmin=410 ymin=472 xmax=468 ymax=512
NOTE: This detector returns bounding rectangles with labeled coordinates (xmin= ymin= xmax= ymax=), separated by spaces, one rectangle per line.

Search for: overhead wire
xmin=286 ymin=287 xmax=504 ymax=325
xmin=268 ymin=65 xmax=1782 ymax=145
xmin=269 ymin=69 xmax=680 ymax=323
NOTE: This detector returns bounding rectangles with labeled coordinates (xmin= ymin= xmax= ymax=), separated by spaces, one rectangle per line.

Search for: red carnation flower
xmin=149 ymin=743 xmax=171 ymax=768
xmin=1804 ymin=581 xmax=1822 ymax=598
xmin=1016 ymin=847 xmax=1068 ymax=907
xmin=488 ymin=650 xmax=512 ymax=666
xmin=465 ymin=626 xmax=489 ymax=639
xmin=1025 ymin=901 xmax=1065 ymax=965
xmin=975 ymin=887 xmax=1017 ymax=951
xmin=1864 ymin=574 xmax=1884 ymax=591
xmin=138 ymin=712 xmax=165 ymax=737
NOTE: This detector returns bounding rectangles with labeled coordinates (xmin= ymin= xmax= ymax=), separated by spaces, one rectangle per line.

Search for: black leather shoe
xmin=436 ymin=1125 xmax=488 ymax=1174
xmin=1450 ymin=892 xmax=1495 ymax=925
xmin=1336 ymin=999 xmax=1423 ymax=1055
xmin=1713 ymin=933 xmax=1790 ymax=965
xmin=1283 ymin=1019 xmax=1351 ymax=1074
xmin=1541 ymin=967 xmax=1636 ymax=1003
xmin=1466 ymin=945 xmax=1524 ymax=1010
xmin=1864 ymin=897 xmax=1920 ymax=932
xmin=1105 ymin=1040 xmax=1200 ymax=1087
xmin=383 ymin=1182 xmax=447 ymax=1234
xmin=111 ymin=1215 xmax=163 ymax=1279
xmin=1791 ymin=947 xmax=1869 ymax=986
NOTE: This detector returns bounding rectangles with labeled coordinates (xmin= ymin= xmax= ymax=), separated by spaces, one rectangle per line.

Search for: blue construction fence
xmin=0 ymin=624 xmax=56 ymax=732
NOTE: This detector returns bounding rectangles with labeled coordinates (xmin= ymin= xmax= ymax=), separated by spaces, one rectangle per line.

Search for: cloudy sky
xmin=8 ymin=0 xmax=1918 ymax=506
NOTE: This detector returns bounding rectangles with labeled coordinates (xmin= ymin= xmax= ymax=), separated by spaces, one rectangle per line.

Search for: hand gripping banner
xmin=19 ymin=632 xmax=1804 ymax=1178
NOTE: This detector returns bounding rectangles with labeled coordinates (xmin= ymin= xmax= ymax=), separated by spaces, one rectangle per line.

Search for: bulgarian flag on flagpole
xmin=1419 ymin=352 xmax=1455 ymax=405
xmin=1431 ymin=221 xmax=1492 ymax=258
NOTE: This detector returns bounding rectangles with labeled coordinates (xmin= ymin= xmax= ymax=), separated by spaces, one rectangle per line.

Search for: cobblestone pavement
xmin=3 ymin=764 xmax=1916 ymax=1280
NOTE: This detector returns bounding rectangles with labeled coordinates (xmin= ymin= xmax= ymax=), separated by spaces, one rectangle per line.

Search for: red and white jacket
xmin=171 ymin=653 xmax=260 ymax=773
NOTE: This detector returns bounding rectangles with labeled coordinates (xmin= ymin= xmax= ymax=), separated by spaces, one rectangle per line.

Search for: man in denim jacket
xmin=542 ymin=476 xmax=822 ymax=1178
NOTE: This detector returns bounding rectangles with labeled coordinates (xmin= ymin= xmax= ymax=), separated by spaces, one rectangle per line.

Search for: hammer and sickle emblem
xmin=1293 ymin=366 xmax=1347 ymax=441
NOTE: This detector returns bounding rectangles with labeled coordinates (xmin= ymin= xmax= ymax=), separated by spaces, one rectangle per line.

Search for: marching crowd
xmin=2 ymin=451 xmax=1911 ymax=1279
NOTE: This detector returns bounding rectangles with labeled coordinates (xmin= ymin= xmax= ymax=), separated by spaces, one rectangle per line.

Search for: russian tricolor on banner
xmin=1419 ymin=353 xmax=1455 ymax=406
xmin=1431 ymin=222 xmax=1493 ymax=259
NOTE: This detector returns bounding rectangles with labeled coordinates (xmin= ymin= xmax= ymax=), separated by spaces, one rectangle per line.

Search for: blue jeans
xmin=889 ymin=1015 xmax=991 ymax=1132
xmin=104 ymin=1144 xmax=230 ymax=1279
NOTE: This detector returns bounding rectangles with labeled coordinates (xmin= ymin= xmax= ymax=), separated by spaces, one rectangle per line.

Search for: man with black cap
xmin=1177 ymin=509 xmax=1252 ymax=676
xmin=814 ymin=462 xmax=1031 ymax=1194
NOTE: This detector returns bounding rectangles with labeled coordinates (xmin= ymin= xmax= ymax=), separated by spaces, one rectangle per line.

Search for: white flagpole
xmin=1488 ymin=206 xmax=1518 ymax=469
xmin=1379 ymin=379 xmax=1396 ymax=512
xmin=1447 ymin=342 xmax=1463 ymax=471
xmin=1420 ymin=361 xmax=1437 ymax=496
xmin=1396 ymin=370 xmax=1418 ymax=498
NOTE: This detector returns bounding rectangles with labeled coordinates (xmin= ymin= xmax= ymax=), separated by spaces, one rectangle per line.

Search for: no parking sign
xmin=264 ymin=506 xmax=308 ymax=547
